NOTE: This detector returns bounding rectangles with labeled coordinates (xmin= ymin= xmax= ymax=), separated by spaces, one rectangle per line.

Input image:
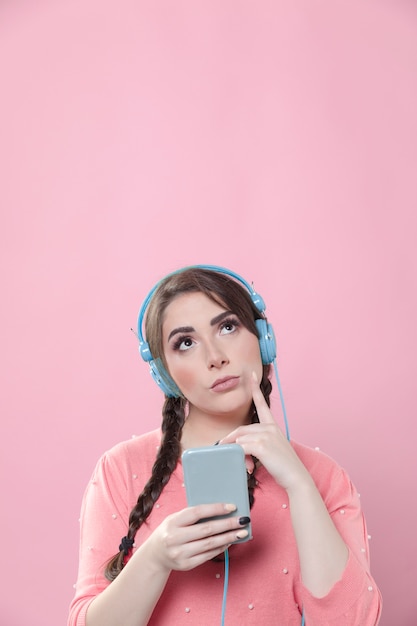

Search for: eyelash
xmin=171 ymin=316 xmax=241 ymax=351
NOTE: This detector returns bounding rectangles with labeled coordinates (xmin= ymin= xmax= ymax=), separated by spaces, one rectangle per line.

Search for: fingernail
xmin=236 ymin=529 xmax=249 ymax=539
xmin=224 ymin=503 xmax=237 ymax=512
xmin=239 ymin=516 xmax=251 ymax=525
xmin=252 ymin=371 xmax=258 ymax=382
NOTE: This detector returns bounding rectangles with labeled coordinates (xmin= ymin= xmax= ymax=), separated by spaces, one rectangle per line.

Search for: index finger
xmin=251 ymin=371 xmax=275 ymax=424
xmin=182 ymin=502 xmax=237 ymax=526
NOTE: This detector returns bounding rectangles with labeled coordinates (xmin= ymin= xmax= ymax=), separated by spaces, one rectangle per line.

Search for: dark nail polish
xmin=239 ymin=516 xmax=251 ymax=525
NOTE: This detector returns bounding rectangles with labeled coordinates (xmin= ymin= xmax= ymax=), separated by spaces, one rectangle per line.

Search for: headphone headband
xmin=137 ymin=264 xmax=266 ymax=348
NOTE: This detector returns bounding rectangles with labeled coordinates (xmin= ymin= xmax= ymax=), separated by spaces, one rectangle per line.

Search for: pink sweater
xmin=68 ymin=429 xmax=382 ymax=625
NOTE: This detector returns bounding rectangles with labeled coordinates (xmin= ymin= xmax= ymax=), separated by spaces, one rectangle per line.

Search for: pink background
xmin=1 ymin=1 xmax=416 ymax=624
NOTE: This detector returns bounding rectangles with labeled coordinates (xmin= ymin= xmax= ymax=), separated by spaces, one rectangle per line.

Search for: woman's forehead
xmin=162 ymin=292 xmax=228 ymax=328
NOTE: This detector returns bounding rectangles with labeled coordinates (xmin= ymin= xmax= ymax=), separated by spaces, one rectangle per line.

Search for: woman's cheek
xmin=168 ymin=362 xmax=196 ymax=394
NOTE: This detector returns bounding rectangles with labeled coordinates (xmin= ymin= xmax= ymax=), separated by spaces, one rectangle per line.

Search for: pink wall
xmin=1 ymin=1 xmax=416 ymax=624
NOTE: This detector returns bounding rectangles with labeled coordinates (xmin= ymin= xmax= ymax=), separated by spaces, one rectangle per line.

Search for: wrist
xmin=131 ymin=536 xmax=172 ymax=579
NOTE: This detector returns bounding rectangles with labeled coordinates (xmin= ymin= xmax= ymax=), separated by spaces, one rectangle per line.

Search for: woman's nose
xmin=206 ymin=343 xmax=229 ymax=369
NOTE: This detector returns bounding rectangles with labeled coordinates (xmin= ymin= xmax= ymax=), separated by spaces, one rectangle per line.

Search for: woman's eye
xmin=220 ymin=318 xmax=240 ymax=335
xmin=173 ymin=337 xmax=194 ymax=351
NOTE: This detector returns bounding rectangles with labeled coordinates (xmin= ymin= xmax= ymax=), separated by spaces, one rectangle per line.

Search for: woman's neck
xmin=180 ymin=407 xmax=250 ymax=451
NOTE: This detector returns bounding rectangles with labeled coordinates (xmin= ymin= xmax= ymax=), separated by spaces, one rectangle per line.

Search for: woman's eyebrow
xmin=167 ymin=326 xmax=194 ymax=341
xmin=167 ymin=312 xmax=232 ymax=342
xmin=210 ymin=311 xmax=233 ymax=326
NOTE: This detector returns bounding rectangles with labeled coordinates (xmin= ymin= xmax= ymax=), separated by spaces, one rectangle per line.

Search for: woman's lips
xmin=210 ymin=376 xmax=240 ymax=392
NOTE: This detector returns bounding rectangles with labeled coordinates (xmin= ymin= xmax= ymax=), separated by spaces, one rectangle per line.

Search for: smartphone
xmin=182 ymin=443 xmax=252 ymax=543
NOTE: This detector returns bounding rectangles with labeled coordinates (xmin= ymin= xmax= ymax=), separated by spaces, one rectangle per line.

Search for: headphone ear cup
xmin=251 ymin=292 xmax=266 ymax=314
xmin=139 ymin=341 xmax=153 ymax=363
xmin=149 ymin=359 xmax=182 ymax=398
xmin=256 ymin=319 xmax=277 ymax=364
xmin=139 ymin=341 xmax=181 ymax=397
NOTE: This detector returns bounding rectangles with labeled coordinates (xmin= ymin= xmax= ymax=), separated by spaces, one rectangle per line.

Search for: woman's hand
xmin=86 ymin=505 xmax=249 ymax=626
xmin=220 ymin=372 xmax=311 ymax=492
xmin=144 ymin=503 xmax=250 ymax=573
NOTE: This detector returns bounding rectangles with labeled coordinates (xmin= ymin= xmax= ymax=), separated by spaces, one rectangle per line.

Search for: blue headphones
xmin=137 ymin=264 xmax=277 ymax=398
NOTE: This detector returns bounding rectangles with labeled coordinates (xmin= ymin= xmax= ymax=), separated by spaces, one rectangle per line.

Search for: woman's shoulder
xmin=106 ymin=428 xmax=162 ymax=461
xmin=291 ymin=439 xmax=341 ymax=470
xmin=92 ymin=428 xmax=162 ymax=477
xmin=86 ymin=429 xmax=163 ymax=495
xmin=291 ymin=439 xmax=355 ymax=499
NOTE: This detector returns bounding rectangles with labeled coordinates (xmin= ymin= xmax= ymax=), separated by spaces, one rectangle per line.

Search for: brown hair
xmin=105 ymin=268 xmax=272 ymax=581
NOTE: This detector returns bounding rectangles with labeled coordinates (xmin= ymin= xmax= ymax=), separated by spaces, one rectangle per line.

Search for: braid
xmin=104 ymin=396 xmax=186 ymax=581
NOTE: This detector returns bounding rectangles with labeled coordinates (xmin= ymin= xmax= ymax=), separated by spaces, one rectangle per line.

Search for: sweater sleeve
xmin=293 ymin=455 xmax=382 ymax=625
xmin=67 ymin=444 xmax=133 ymax=626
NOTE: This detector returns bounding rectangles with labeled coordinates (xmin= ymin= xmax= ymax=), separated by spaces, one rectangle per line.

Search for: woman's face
xmin=162 ymin=291 xmax=263 ymax=421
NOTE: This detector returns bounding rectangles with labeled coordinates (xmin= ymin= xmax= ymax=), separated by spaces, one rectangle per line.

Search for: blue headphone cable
xmin=220 ymin=548 xmax=230 ymax=625
xmin=274 ymin=358 xmax=305 ymax=625
xmin=220 ymin=546 xmax=304 ymax=625
xmin=219 ymin=360 xmax=304 ymax=625
xmin=273 ymin=359 xmax=290 ymax=442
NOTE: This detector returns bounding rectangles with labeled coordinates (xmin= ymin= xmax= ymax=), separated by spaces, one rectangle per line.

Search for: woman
xmin=68 ymin=265 xmax=382 ymax=626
